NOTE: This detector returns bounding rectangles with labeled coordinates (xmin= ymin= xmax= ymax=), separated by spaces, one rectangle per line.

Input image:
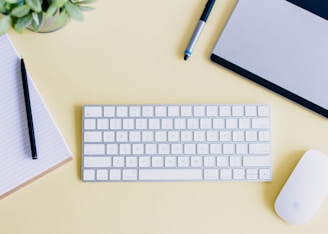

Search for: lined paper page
xmin=0 ymin=34 xmax=72 ymax=199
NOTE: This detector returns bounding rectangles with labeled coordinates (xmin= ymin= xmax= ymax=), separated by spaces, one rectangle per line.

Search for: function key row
xmin=84 ymin=105 xmax=270 ymax=118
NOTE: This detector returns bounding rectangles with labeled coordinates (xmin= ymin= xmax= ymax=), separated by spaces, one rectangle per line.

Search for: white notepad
xmin=0 ymin=34 xmax=72 ymax=199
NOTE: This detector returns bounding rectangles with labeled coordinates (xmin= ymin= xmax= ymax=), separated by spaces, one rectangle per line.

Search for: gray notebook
xmin=211 ymin=0 xmax=328 ymax=118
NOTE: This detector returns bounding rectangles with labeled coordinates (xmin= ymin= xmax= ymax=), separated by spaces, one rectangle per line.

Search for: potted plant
xmin=0 ymin=0 xmax=96 ymax=34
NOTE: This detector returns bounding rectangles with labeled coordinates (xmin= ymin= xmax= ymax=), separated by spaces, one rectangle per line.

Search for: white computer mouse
xmin=274 ymin=149 xmax=328 ymax=225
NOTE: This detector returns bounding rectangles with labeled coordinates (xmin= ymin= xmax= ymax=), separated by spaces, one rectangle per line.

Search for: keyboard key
xmin=139 ymin=169 xmax=202 ymax=180
xmin=123 ymin=169 xmax=137 ymax=180
xmin=245 ymin=106 xmax=257 ymax=116
xmin=220 ymin=169 xmax=232 ymax=180
xmin=204 ymin=156 xmax=216 ymax=167
xmin=132 ymin=144 xmax=144 ymax=155
xmin=155 ymin=131 xmax=167 ymax=142
xmin=207 ymin=131 xmax=219 ymax=142
xmin=210 ymin=144 xmax=222 ymax=154
xmin=107 ymin=144 xmax=118 ymax=155
xmin=204 ymin=169 xmax=219 ymax=180
xmin=149 ymin=119 xmax=160 ymax=129
xmin=165 ymin=157 xmax=177 ymax=167
xmin=181 ymin=131 xmax=192 ymax=141
xmin=126 ymin=157 xmax=137 ymax=167
xmin=139 ymin=156 xmax=151 ymax=167
xmin=181 ymin=106 xmax=192 ymax=116
xmin=168 ymin=106 xmax=179 ymax=117
xmin=200 ymin=119 xmax=212 ymax=129
xmin=243 ymin=156 xmax=270 ymax=167
xmin=252 ymin=118 xmax=270 ymax=129
xmin=110 ymin=119 xmax=121 ymax=129
xmin=217 ymin=157 xmax=229 ymax=167
xmin=142 ymin=106 xmax=154 ymax=117
xmin=226 ymin=118 xmax=238 ymax=129
xmin=136 ymin=119 xmax=147 ymax=129
xmin=97 ymin=119 xmax=109 ymax=129
xmin=119 ymin=144 xmax=131 ymax=156
xmin=174 ymin=119 xmax=186 ymax=129
xmin=123 ymin=119 xmax=134 ymax=129
xmin=85 ymin=106 xmax=102 ymax=117
xmin=158 ymin=144 xmax=170 ymax=155
xmin=219 ymin=106 xmax=231 ymax=116
xmin=258 ymin=106 xmax=270 ymax=116
xmin=146 ymin=144 xmax=157 ymax=154
xmin=232 ymin=106 xmax=244 ymax=116
xmin=110 ymin=169 xmax=121 ymax=180
xmin=152 ymin=157 xmax=164 ymax=167
xmin=97 ymin=169 xmax=109 ymax=181
xmin=249 ymin=144 xmax=270 ymax=154
xmin=259 ymin=131 xmax=270 ymax=141
xmin=84 ymin=156 xmax=111 ymax=167
xmin=162 ymin=119 xmax=173 ymax=129
xmin=191 ymin=156 xmax=202 ymax=167
xmin=84 ymin=119 xmax=96 ymax=130
xmin=194 ymin=106 xmax=205 ymax=116
xmin=171 ymin=145 xmax=183 ymax=157
xmin=103 ymin=131 xmax=115 ymax=142
xmin=187 ymin=119 xmax=199 ymax=129
xmin=239 ymin=118 xmax=251 ymax=129
xmin=84 ymin=131 xmax=102 ymax=142
xmin=178 ymin=156 xmax=190 ymax=167
xmin=155 ymin=106 xmax=167 ymax=117
xmin=206 ymin=106 xmax=218 ymax=116
xmin=84 ymin=144 xmax=105 ymax=155
xmin=113 ymin=157 xmax=125 ymax=167
xmin=233 ymin=169 xmax=245 ymax=180
xmin=168 ymin=131 xmax=180 ymax=142
xmin=129 ymin=106 xmax=141 ymax=117
xmin=83 ymin=169 xmax=96 ymax=181
xmin=104 ymin=106 xmax=115 ymax=117
xmin=129 ymin=131 xmax=141 ymax=142
xmin=259 ymin=169 xmax=271 ymax=180
xmin=117 ymin=106 xmax=128 ymax=117
xmin=230 ymin=156 xmax=242 ymax=167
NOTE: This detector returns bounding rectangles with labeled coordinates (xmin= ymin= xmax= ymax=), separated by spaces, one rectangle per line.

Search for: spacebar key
xmin=139 ymin=169 xmax=202 ymax=181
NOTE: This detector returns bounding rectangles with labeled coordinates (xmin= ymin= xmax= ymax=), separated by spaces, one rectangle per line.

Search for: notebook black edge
xmin=210 ymin=53 xmax=328 ymax=118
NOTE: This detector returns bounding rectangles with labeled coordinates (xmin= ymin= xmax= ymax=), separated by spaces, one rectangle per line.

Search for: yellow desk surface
xmin=2 ymin=1 xmax=328 ymax=233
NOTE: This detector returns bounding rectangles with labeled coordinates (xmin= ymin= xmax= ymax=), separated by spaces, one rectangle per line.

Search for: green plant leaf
xmin=14 ymin=14 xmax=32 ymax=33
xmin=26 ymin=0 xmax=42 ymax=12
xmin=74 ymin=0 xmax=97 ymax=5
xmin=31 ymin=11 xmax=39 ymax=25
xmin=0 ymin=16 xmax=10 ymax=35
xmin=65 ymin=1 xmax=83 ymax=21
xmin=10 ymin=4 xmax=30 ymax=17
xmin=0 ymin=1 xmax=6 ymax=13
xmin=31 ymin=12 xmax=43 ymax=31
xmin=78 ymin=5 xmax=94 ymax=12
xmin=45 ymin=2 xmax=58 ymax=18
xmin=4 ymin=0 xmax=21 ymax=4
xmin=55 ymin=9 xmax=69 ymax=26
xmin=55 ymin=0 xmax=68 ymax=8
xmin=3 ymin=2 xmax=14 ymax=13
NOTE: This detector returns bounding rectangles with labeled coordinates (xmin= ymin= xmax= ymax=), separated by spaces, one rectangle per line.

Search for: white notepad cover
xmin=0 ymin=34 xmax=72 ymax=199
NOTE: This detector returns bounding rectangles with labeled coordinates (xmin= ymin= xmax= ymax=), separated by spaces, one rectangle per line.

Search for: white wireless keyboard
xmin=82 ymin=104 xmax=271 ymax=182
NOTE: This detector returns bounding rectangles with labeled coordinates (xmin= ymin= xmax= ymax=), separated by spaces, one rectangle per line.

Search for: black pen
xmin=21 ymin=58 xmax=37 ymax=160
xmin=184 ymin=0 xmax=216 ymax=60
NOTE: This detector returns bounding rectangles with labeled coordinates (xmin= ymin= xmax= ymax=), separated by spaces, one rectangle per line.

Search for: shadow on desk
xmin=75 ymin=105 xmax=83 ymax=180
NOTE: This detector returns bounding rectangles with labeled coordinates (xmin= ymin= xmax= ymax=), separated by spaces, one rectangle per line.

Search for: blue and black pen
xmin=184 ymin=0 xmax=216 ymax=60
